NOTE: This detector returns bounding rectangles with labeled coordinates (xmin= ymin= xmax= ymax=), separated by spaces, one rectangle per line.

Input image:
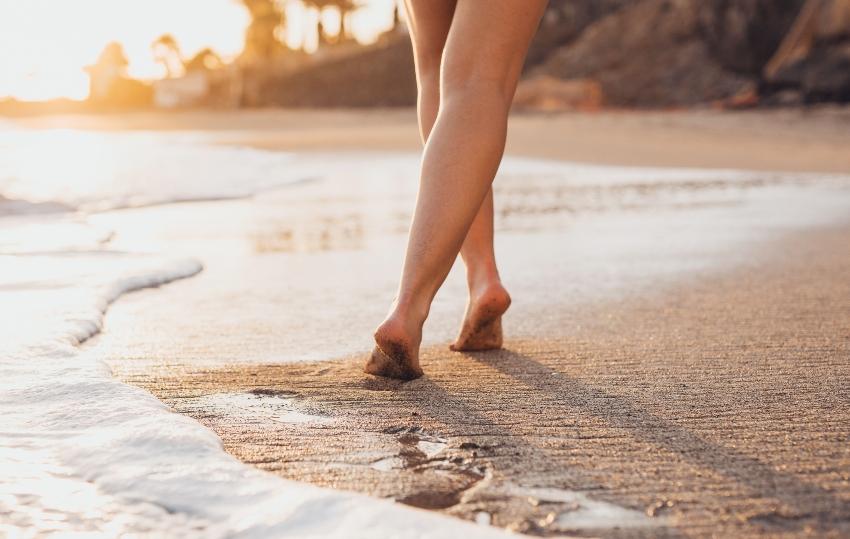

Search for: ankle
xmin=386 ymin=295 xmax=430 ymax=330
xmin=375 ymin=304 xmax=425 ymax=352
xmin=466 ymin=268 xmax=503 ymax=297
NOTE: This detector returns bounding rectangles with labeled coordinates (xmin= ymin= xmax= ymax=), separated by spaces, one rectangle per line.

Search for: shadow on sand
xmin=396 ymin=347 xmax=849 ymax=533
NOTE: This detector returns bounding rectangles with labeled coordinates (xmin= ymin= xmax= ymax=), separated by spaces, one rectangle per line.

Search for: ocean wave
xmin=0 ymin=129 xmax=310 ymax=214
xmin=0 ymin=194 xmax=74 ymax=216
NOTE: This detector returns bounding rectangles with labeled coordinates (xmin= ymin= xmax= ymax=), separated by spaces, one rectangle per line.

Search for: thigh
xmin=403 ymin=0 xmax=457 ymax=74
xmin=441 ymin=0 xmax=548 ymax=93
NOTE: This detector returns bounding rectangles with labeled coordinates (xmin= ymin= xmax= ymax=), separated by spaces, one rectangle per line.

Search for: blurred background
xmin=1 ymin=0 xmax=849 ymax=114
xmin=2 ymin=4 xmax=850 ymax=535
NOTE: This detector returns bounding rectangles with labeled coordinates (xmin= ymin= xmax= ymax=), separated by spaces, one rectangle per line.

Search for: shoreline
xmin=77 ymin=143 xmax=850 ymax=536
xmin=16 ymin=109 xmax=846 ymax=536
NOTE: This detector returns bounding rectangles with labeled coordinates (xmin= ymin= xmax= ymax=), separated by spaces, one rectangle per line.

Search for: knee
xmin=440 ymin=62 xmax=516 ymax=109
xmin=417 ymin=65 xmax=440 ymax=96
xmin=414 ymin=46 xmax=442 ymax=87
xmin=416 ymin=68 xmax=440 ymax=124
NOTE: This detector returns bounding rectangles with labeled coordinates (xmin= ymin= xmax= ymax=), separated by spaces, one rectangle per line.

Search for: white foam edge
xmin=0 ymin=252 xmax=511 ymax=538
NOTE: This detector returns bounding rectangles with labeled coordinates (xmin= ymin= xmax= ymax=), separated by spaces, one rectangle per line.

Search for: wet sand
xmin=108 ymin=222 xmax=850 ymax=538
xmin=49 ymin=107 xmax=850 ymax=536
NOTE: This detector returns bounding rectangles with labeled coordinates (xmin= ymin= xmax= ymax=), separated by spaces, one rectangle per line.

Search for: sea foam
xmin=0 ymin=128 xmax=305 ymax=212
xmin=0 ymin=215 xmax=508 ymax=538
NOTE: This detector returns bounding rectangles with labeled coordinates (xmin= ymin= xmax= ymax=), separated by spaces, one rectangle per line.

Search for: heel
xmin=364 ymin=344 xmax=424 ymax=381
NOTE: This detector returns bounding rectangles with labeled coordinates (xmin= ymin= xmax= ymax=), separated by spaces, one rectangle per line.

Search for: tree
xmin=86 ymin=42 xmax=152 ymax=106
xmin=93 ymin=42 xmax=129 ymax=75
xmin=304 ymin=0 xmax=364 ymax=43
xmin=391 ymin=2 xmax=401 ymax=33
xmin=184 ymin=48 xmax=224 ymax=72
xmin=152 ymin=34 xmax=183 ymax=78
xmin=242 ymin=0 xmax=286 ymax=60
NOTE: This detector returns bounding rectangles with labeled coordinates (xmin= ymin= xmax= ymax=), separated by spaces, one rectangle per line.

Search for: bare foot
xmin=364 ymin=315 xmax=424 ymax=380
xmin=450 ymin=283 xmax=511 ymax=351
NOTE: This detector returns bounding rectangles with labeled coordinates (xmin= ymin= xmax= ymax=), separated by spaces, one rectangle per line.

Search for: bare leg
xmin=403 ymin=0 xmax=456 ymax=145
xmin=451 ymin=189 xmax=512 ymax=351
xmin=398 ymin=0 xmax=509 ymax=353
xmin=365 ymin=0 xmax=547 ymax=379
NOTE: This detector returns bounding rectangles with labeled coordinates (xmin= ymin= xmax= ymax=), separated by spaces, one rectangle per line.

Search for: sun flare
xmin=0 ymin=0 xmax=396 ymax=102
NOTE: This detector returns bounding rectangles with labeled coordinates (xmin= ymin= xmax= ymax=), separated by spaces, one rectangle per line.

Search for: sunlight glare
xmin=0 ymin=0 xmax=249 ymax=101
xmin=0 ymin=0 xmax=400 ymax=101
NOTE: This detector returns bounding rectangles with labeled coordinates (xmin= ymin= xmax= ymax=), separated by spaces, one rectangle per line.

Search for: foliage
xmin=92 ymin=42 xmax=129 ymax=73
xmin=242 ymin=0 xmax=286 ymax=60
xmin=303 ymin=0 xmax=364 ymax=40
xmin=184 ymin=48 xmax=224 ymax=72
xmin=152 ymin=34 xmax=184 ymax=78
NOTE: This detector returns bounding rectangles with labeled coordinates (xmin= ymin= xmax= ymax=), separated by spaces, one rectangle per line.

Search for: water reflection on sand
xmin=85 ymin=152 xmax=850 ymax=367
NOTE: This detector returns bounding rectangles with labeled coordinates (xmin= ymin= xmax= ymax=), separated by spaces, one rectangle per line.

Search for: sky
xmin=0 ymin=0 xmax=397 ymax=101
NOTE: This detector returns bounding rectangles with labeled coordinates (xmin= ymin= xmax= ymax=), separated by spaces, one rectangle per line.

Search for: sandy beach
xmin=4 ymin=0 xmax=850 ymax=535
xmin=111 ymin=221 xmax=850 ymax=538
xmin=4 ymin=107 xmax=848 ymax=536
xmin=13 ymin=106 xmax=850 ymax=173
xmin=38 ymin=108 xmax=846 ymax=537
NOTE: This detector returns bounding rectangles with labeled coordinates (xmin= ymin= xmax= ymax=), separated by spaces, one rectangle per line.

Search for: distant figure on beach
xmin=365 ymin=0 xmax=548 ymax=380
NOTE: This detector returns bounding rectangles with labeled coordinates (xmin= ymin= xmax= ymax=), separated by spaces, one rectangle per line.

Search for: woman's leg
xmin=365 ymin=0 xmax=547 ymax=379
xmin=403 ymin=0 xmax=456 ymax=144
xmin=402 ymin=0 xmax=509 ymax=353
xmin=451 ymin=188 xmax=512 ymax=351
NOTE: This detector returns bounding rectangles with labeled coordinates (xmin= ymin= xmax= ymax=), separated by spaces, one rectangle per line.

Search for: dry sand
xmin=113 ymin=222 xmax=850 ymax=538
xmin=11 ymin=106 xmax=850 ymax=173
